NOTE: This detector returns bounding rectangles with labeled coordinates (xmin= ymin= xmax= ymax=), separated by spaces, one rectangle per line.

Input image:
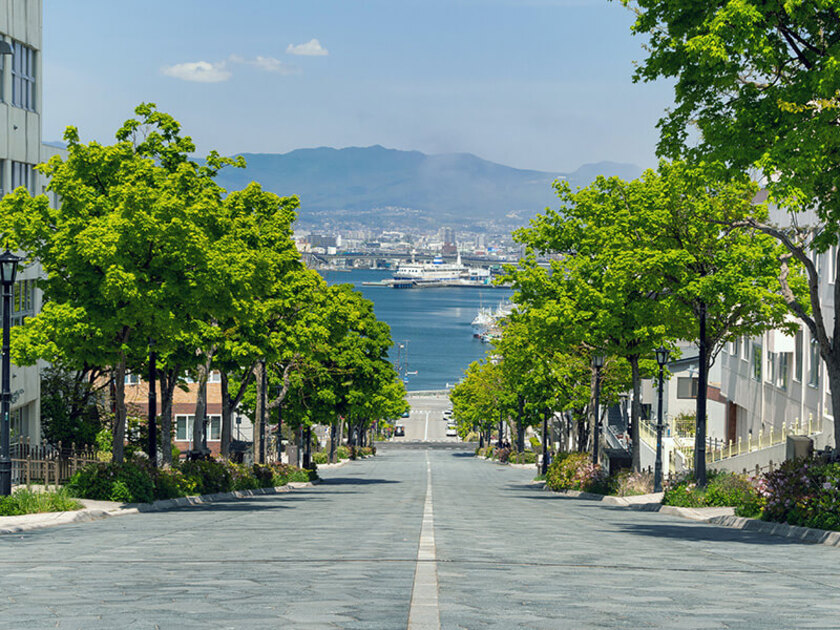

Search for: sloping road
xmin=1 ymin=448 xmax=839 ymax=628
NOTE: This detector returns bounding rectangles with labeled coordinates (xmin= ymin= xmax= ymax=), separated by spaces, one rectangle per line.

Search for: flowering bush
xmin=612 ymin=470 xmax=654 ymax=497
xmin=763 ymin=459 xmax=840 ymax=531
xmin=545 ymin=452 xmax=609 ymax=493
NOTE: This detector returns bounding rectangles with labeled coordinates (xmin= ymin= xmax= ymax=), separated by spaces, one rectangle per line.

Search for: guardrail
xmin=671 ymin=414 xmax=823 ymax=466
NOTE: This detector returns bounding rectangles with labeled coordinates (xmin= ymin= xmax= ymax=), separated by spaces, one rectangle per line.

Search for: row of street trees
xmin=0 ymin=104 xmax=407 ymax=464
xmin=456 ymin=1 xmax=840 ymax=484
xmin=453 ymin=162 xmax=805 ymax=483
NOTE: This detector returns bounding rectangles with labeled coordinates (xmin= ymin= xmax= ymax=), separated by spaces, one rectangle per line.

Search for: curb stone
xmin=0 ymin=479 xmax=321 ymax=536
xmin=706 ymin=514 xmax=840 ymax=547
xmin=476 ymin=454 xmax=538 ymax=470
xmin=540 ymin=481 xmax=840 ymax=547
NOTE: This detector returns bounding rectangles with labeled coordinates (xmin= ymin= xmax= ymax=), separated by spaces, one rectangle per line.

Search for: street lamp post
xmin=591 ymin=354 xmax=605 ymax=467
xmin=0 ymin=250 xmax=21 ymax=496
xmin=147 ymin=339 xmax=157 ymax=467
xmin=654 ymin=346 xmax=670 ymax=492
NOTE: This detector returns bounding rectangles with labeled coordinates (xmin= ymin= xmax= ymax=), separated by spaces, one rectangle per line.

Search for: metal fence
xmin=11 ymin=439 xmax=99 ymax=488
xmin=672 ymin=414 xmax=823 ymax=466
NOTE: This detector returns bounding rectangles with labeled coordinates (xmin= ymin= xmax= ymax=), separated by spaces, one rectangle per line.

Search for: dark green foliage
xmin=67 ymin=460 xmax=155 ymax=504
xmin=39 ymin=367 xmax=103 ymax=448
xmin=68 ymin=458 xmax=316 ymax=503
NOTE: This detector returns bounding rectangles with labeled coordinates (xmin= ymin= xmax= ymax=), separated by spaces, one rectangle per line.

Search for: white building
xmin=1 ymin=0 xmax=58 ymax=444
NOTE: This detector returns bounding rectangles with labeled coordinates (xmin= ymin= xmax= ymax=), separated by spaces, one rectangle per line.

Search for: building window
xmin=777 ymin=354 xmax=789 ymax=391
xmin=677 ymin=377 xmax=699 ymax=399
xmin=0 ymin=46 xmax=5 ymax=103
xmin=175 ymin=415 xmax=221 ymax=442
xmin=752 ymin=343 xmax=762 ymax=381
xmin=766 ymin=351 xmax=776 ymax=384
xmin=794 ymin=330 xmax=803 ymax=382
xmin=11 ymin=41 xmax=36 ymax=111
xmin=809 ymin=339 xmax=820 ymax=388
xmin=10 ymin=161 xmax=36 ymax=194
xmin=0 ymin=278 xmax=36 ymax=327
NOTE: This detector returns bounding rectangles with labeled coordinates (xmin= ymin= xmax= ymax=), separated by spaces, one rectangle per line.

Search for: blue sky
xmin=43 ymin=0 xmax=673 ymax=173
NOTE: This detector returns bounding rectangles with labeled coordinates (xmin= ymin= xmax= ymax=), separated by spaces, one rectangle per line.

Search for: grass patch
xmin=0 ymin=487 xmax=83 ymax=516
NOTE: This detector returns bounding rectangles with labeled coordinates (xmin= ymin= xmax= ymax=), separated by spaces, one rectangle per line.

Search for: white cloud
xmin=286 ymin=39 xmax=329 ymax=56
xmin=161 ymin=60 xmax=231 ymax=83
xmin=252 ymin=56 xmax=301 ymax=75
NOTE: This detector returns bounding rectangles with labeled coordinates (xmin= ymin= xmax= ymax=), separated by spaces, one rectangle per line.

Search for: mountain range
xmin=211 ymin=145 xmax=644 ymax=228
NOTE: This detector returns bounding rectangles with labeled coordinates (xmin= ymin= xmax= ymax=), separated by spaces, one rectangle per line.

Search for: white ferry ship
xmin=392 ymin=253 xmax=466 ymax=288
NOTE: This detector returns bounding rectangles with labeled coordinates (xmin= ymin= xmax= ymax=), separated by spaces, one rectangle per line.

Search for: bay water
xmin=320 ymin=269 xmax=513 ymax=392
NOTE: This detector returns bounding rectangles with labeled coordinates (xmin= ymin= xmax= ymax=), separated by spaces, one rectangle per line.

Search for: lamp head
xmin=0 ymin=250 xmax=21 ymax=286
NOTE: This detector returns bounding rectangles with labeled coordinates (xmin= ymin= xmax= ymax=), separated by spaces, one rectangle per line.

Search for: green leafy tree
xmin=1 ymin=104 xmax=242 ymax=462
xmin=621 ymin=0 xmax=840 ymax=446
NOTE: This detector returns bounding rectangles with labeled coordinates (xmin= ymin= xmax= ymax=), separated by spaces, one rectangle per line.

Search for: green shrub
xmin=251 ymin=464 xmax=275 ymax=488
xmin=312 ymin=452 xmax=329 ymax=465
xmin=663 ymin=471 xmax=762 ymax=513
xmin=67 ymin=460 xmax=155 ymax=504
xmin=178 ymin=460 xmax=233 ymax=495
xmin=545 ymin=452 xmax=609 ymax=493
xmin=508 ymin=450 xmax=537 ymax=464
xmin=0 ymin=488 xmax=83 ymax=516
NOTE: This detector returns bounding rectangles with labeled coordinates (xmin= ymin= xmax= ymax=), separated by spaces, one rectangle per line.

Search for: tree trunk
xmin=112 ymin=359 xmax=127 ymax=463
xmin=253 ymin=362 xmax=265 ymax=464
xmin=159 ymin=368 xmax=178 ymax=466
xmin=329 ymin=423 xmax=337 ymax=463
xmin=695 ymin=303 xmax=709 ymax=487
xmin=193 ymin=360 xmax=209 ymax=452
xmin=629 ymin=355 xmax=642 ymax=472
xmin=220 ymin=372 xmax=232 ymax=458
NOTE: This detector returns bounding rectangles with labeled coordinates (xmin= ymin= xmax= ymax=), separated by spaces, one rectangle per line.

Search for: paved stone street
xmin=2 ymin=448 xmax=840 ymax=629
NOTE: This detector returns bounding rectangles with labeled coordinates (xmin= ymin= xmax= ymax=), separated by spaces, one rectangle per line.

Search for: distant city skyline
xmin=43 ymin=0 xmax=674 ymax=174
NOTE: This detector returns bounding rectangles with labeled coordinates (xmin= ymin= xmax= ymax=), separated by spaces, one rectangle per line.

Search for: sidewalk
xmin=0 ymin=480 xmax=319 ymax=536
xmin=530 ymin=470 xmax=840 ymax=549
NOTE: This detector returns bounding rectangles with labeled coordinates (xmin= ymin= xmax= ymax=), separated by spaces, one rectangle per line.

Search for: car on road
xmin=394 ymin=425 xmax=405 ymax=437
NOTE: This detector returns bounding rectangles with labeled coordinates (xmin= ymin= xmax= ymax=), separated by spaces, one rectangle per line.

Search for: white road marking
xmin=407 ymin=452 xmax=440 ymax=630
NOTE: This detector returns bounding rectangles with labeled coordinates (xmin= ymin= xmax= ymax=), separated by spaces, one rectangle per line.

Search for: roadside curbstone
xmin=0 ymin=478 xmax=322 ymax=536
